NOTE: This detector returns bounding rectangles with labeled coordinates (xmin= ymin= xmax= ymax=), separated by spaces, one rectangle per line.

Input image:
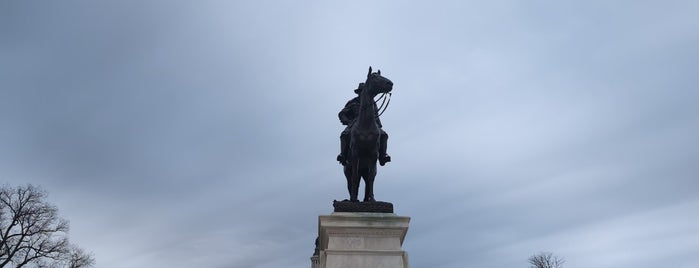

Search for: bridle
xmin=375 ymin=92 xmax=391 ymax=117
xmin=358 ymin=75 xmax=392 ymax=117
xmin=358 ymin=88 xmax=392 ymax=117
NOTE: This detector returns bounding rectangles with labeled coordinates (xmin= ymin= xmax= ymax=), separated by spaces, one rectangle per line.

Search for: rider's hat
xmin=354 ymin=83 xmax=365 ymax=94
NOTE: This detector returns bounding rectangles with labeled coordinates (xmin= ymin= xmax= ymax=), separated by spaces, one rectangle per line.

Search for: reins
xmin=360 ymin=91 xmax=392 ymax=117
xmin=375 ymin=92 xmax=391 ymax=117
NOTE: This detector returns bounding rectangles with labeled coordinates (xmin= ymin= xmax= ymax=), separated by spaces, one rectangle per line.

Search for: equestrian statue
xmin=337 ymin=67 xmax=393 ymax=203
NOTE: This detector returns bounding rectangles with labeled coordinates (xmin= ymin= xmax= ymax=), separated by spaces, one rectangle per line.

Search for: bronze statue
xmin=337 ymin=87 xmax=391 ymax=166
xmin=337 ymin=67 xmax=393 ymax=202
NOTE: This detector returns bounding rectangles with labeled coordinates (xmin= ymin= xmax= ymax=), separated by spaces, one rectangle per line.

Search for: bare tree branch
xmin=0 ymin=184 xmax=94 ymax=268
xmin=66 ymin=246 xmax=95 ymax=268
xmin=528 ymin=251 xmax=565 ymax=268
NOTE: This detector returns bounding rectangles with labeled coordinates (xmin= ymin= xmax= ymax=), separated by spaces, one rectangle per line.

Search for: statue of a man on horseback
xmin=335 ymin=67 xmax=393 ymax=203
xmin=337 ymin=84 xmax=391 ymax=167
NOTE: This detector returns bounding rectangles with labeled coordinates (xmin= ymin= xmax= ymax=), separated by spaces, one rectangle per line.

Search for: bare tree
xmin=528 ymin=252 xmax=564 ymax=268
xmin=0 ymin=184 xmax=94 ymax=268
xmin=66 ymin=246 xmax=95 ymax=268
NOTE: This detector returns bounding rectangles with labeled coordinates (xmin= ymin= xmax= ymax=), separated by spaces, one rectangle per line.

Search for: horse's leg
xmin=363 ymin=159 xmax=377 ymax=202
xmin=349 ymin=160 xmax=360 ymax=202
xmin=343 ymin=164 xmax=352 ymax=200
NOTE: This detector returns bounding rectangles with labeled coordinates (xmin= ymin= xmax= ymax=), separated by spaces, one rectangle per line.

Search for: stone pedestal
xmin=317 ymin=212 xmax=410 ymax=268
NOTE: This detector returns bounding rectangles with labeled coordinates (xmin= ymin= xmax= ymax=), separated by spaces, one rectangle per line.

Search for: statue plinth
xmin=333 ymin=200 xmax=394 ymax=213
xmin=317 ymin=212 xmax=410 ymax=268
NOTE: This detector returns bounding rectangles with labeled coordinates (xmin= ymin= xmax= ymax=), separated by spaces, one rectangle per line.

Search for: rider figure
xmin=337 ymin=82 xmax=391 ymax=166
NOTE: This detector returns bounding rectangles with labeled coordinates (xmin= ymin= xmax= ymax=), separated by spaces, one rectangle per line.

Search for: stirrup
xmin=379 ymin=154 xmax=391 ymax=166
xmin=337 ymin=154 xmax=349 ymax=165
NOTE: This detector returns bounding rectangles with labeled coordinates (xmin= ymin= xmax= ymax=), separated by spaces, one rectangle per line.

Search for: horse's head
xmin=364 ymin=66 xmax=393 ymax=96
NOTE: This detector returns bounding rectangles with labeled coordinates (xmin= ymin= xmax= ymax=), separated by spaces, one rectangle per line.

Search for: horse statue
xmin=344 ymin=67 xmax=393 ymax=202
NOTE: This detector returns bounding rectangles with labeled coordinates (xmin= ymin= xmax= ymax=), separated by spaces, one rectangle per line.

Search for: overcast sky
xmin=2 ymin=1 xmax=698 ymax=267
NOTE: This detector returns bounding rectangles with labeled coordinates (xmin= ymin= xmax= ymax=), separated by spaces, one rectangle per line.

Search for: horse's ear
xmin=368 ymin=66 xmax=372 ymax=77
xmin=377 ymin=69 xmax=381 ymax=75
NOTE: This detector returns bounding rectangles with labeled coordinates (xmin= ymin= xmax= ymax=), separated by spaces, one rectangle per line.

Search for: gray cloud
xmin=1 ymin=1 xmax=698 ymax=267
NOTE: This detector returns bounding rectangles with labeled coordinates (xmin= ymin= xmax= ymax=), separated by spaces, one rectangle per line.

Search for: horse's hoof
xmin=350 ymin=198 xmax=359 ymax=203
xmin=363 ymin=197 xmax=376 ymax=202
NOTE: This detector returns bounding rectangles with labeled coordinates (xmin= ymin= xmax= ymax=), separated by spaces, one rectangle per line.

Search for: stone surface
xmin=318 ymin=212 xmax=410 ymax=268
xmin=333 ymin=200 xmax=394 ymax=213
